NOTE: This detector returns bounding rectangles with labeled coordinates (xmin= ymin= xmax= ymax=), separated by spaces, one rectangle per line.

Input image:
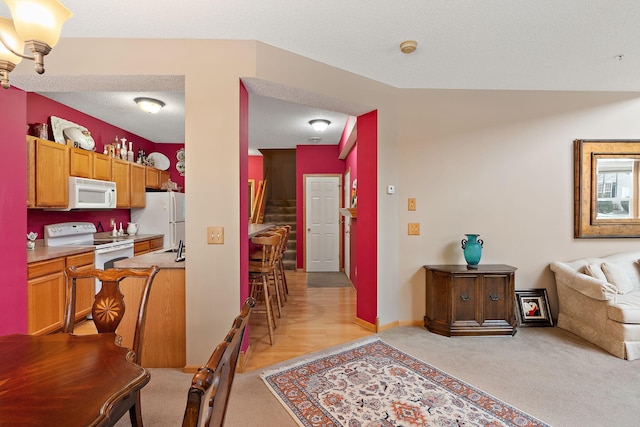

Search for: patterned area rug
xmin=261 ymin=338 xmax=550 ymax=427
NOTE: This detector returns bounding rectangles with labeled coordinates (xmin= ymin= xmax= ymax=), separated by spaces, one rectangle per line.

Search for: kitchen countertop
xmin=27 ymin=234 xmax=164 ymax=264
xmin=114 ymin=251 xmax=185 ymax=269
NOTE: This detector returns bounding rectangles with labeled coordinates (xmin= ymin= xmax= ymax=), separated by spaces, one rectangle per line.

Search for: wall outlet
xmin=408 ymin=223 xmax=420 ymax=235
xmin=408 ymin=198 xmax=416 ymax=211
xmin=207 ymin=226 xmax=224 ymax=244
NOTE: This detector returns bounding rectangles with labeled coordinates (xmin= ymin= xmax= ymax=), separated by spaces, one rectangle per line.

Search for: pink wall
xmin=295 ymin=145 xmax=346 ymax=269
xmin=0 ymin=87 xmax=28 ymax=334
xmin=248 ymin=156 xmax=263 ymax=182
xmin=355 ymin=111 xmax=377 ymax=325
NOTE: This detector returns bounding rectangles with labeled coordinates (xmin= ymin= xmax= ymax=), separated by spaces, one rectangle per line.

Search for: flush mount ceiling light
xmin=400 ymin=40 xmax=417 ymax=54
xmin=309 ymin=119 xmax=331 ymax=132
xmin=0 ymin=0 xmax=72 ymax=89
xmin=134 ymin=97 xmax=166 ymax=114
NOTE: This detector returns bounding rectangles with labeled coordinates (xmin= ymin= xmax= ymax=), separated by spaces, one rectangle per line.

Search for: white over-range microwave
xmin=67 ymin=177 xmax=117 ymax=210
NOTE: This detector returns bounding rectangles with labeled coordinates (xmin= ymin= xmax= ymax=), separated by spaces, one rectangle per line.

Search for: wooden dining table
xmin=0 ymin=332 xmax=150 ymax=426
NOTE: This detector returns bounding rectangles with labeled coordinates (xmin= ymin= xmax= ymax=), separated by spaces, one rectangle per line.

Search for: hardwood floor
xmin=243 ymin=270 xmax=373 ymax=372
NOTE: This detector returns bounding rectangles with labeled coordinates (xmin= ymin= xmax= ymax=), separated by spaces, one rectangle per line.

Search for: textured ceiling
xmin=5 ymin=0 xmax=640 ymax=147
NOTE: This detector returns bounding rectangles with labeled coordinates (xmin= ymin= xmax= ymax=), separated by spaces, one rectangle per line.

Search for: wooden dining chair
xmin=63 ymin=265 xmax=160 ymax=427
xmin=182 ymin=297 xmax=256 ymax=427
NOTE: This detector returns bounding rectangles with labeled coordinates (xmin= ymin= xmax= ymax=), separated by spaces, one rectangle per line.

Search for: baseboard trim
xmin=355 ymin=316 xmax=377 ymax=332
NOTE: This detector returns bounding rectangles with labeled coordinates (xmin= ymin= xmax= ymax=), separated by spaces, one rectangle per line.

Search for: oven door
xmin=94 ymin=242 xmax=135 ymax=294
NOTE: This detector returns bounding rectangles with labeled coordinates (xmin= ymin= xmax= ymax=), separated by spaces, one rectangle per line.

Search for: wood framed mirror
xmin=574 ymin=139 xmax=640 ymax=238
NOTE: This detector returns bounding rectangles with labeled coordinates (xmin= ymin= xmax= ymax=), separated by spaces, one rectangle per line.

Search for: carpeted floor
xmin=115 ymin=326 xmax=640 ymax=427
xmin=306 ymin=272 xmax=351 ymax=288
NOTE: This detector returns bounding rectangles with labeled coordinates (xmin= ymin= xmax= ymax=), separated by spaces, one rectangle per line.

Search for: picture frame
xmin=515 ymin=289 xmax=553 ymax=327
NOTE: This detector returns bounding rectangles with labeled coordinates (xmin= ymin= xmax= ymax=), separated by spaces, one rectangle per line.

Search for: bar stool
xmin=250 ymin=229 xmax=285 ymax=317
xmin=248 ymin=233 xmax=280 ymax=345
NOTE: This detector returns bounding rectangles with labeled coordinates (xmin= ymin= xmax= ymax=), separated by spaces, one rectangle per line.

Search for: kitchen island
xmin=114 ymin=251 xmax=185 ymax=368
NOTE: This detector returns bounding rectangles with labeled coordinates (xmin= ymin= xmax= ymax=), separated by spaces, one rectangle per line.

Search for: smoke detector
xmin=309 ymin=136 xmax=322 ymax=143
xmin=400 ymin=40 xmax=417 ymax=54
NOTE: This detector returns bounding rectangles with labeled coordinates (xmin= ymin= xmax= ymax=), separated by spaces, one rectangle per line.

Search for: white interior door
xmin=305 ymin=176 xmax=340 ymax=272
xmin=343 ymin=170 xmax=351 ymax=278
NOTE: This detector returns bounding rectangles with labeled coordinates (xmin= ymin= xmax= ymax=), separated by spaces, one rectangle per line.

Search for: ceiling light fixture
xmin=400 ymin=40 xmax=417 ymax=54
xmin=0 ymin=0 xmax=72 ymax=89
xmin=134 ymin=97 xmax=166 ymax=114
xmin=309 ymin=119 xmax=331 ymax=132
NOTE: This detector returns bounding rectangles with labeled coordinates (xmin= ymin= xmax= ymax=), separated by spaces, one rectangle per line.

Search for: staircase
xmin=262 ymin=199 xmax=297 ymax=270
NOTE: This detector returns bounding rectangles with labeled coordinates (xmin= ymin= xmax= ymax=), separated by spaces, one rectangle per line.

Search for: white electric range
xmin=44 ymin=222 xmax=135 ymax=292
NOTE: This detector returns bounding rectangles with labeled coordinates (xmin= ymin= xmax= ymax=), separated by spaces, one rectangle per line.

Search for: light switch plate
xmin=408 ymin=198 xmax=416 ymax=211
xmin=408 ymin=223 xmax=420 ymax=235
xmin=207 ymin=226 xmax=224 ymax=244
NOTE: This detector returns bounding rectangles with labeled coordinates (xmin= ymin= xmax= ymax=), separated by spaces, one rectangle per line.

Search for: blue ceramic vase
xmin=461 ymin=234 xmax=483 ymax=268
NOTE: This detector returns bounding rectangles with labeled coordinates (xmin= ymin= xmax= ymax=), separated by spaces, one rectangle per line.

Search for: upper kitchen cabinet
xmin=145 ymin=166 xmax=170 ymax=190
xmin=112 ymin=159 xmax=146 ymax=208
xmin=27 ymin=136 xmax=69 ymax=208
xmin=69 ymin=146 xmax=93 ymax=178
xmin=92 ymin=152 xmax=112 ymax=181
xmin=130 ymin=163 xmax=146 ymax=208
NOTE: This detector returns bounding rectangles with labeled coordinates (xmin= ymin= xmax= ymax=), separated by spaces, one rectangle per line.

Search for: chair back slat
xmin=182 ymin=297 xmax=256 ymax=427
xmin=63 ymin=266 xmax=160 ymax=365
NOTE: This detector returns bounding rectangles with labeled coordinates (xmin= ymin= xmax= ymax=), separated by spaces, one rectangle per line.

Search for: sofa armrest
xmin=550 ymin=261 xmax=618 ymax=301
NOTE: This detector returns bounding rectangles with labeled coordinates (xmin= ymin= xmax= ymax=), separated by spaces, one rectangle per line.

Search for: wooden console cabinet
xmin=423 ymin=264 xmax=517 ymax=336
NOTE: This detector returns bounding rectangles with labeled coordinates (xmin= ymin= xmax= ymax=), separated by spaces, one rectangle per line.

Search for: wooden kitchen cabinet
xmin=26 ymin=136 xmax=69 ymax=208
xmin=92 ymin=152 xmax=112 ymax=181
xmin=27 ymin=258 xmax=66 ymax=335
xmin=27 ymin=251 xmax=95 ymax=335
xmin=423 ymin=264 xmax=517 ymax=337
xmin=66 ymin=252 xmax=95 ymax=321
xmin=112 ymin=158 xmax=131 ymax=207
xmin=145 ymin=166 xmax=171 ymax=190
xmin=69 ymin=146 xmax=93 ymax=178
xmin=130 ymin=163 xmax=146 ymax=208
xmin=134 ymin=237 xmax=164 ymax=255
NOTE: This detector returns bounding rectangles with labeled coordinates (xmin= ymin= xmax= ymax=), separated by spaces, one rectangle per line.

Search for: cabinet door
xmin=112 ymin=159 xmax=130 ymax=207
xmin=69 ymin=147 xmax=93 ymax=178
xmin=150 ymin=237 xmax=164 ymax=251
xmin=159 ymin=170 xmax=170 ymax=188
xmin=146 ymin=166 xmax=160 ymax=189
xmin=27 ymin=257 xmax=66 ymax=336
xmin=34 ymin=138 xmax=69 ymax=208
xmin=93 ymin=153 xmax=112 ymax=180
xmin=483 ymin=274 xmax=512 ymax=323
xmin=66 ymin=252 xmax=95 ymax=320
xmin=130 ymin=163 xmax=146 ymax=208
xmin=451 ymin=274 xmax=480 ymax=326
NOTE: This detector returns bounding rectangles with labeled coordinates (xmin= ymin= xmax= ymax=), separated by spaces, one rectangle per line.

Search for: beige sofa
xmin=550 ymin=251 xmax=640 ymax=360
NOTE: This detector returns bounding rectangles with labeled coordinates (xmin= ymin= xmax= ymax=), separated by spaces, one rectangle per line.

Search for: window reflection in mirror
xmin=596 ymin=158 xmax=636 ymax=219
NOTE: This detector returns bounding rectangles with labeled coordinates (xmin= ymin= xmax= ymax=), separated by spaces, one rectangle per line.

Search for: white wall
xmin=396 ymin=89 xmax=640 ymax=321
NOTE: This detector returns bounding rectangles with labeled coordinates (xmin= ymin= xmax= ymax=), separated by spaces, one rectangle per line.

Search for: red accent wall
xmin=0 ymin=87 xmax=28 ymax=334
xmin=248 ymin=156 xmax=263 ymax=182
xmin=356 ymin=111 xmax=377 ymax=325
xmin=295 ymin=145 xmax=346 ymax=269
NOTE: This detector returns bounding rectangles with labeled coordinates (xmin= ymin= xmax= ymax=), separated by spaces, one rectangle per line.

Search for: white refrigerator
xmin=131 ymin=192 xmax=186 ymax=250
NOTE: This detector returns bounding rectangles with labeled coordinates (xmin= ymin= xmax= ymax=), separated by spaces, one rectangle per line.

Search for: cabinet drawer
xmin=28 ymin=258 xmax=66 ymax=280
xmin=134 ymin=240 xmax=151 ymax=255
xmin=149 ymin=237 xmax=164 ymax=251
xmin=66 ymin=251 xmax=94 ymax=267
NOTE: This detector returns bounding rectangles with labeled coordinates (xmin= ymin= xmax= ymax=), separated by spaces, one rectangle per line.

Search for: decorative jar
xmin=27 ymin=232 xmax=38 ymax=251
xmin=461 ymin=234 xmax=483 ymax=268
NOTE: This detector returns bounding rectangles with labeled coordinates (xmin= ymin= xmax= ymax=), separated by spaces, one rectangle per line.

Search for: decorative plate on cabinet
xmin=176 ymin=160 xmax=185 ymax=175
xmin=50 ymin=116 xmax=91 ymax=146
xmin=147 ymin=152 xmax=170 ymax=170
xmin=63 ymin=127 xmax=96 ymax=151
xmin=176 ymin=148 xmax=185 ymax=161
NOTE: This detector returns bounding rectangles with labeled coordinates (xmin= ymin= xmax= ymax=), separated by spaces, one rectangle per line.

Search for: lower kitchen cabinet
xmin=27 ymin=251 xmax=95 ymax=335
xmin=133 ymin=237 xmax=164 ymax=255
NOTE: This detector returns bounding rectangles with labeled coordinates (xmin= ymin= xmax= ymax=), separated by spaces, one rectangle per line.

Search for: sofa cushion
xmin=601 ymin=262 xmax=638 ymax=294
xmin=608 ymin=293 xmax=640 ymax=324
xmin=583 ymin=263 xmax=608 ymax=282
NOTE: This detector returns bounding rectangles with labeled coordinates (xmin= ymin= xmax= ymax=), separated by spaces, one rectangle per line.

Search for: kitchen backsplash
xmin=27 ymin=209 xmax=131 ymax=240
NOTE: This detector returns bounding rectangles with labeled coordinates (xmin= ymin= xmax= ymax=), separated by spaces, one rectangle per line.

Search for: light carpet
xmin=306 ymin=272 xmax=351 ymax=288
xmin=261 ymin=338 xmax=550 ymax=427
